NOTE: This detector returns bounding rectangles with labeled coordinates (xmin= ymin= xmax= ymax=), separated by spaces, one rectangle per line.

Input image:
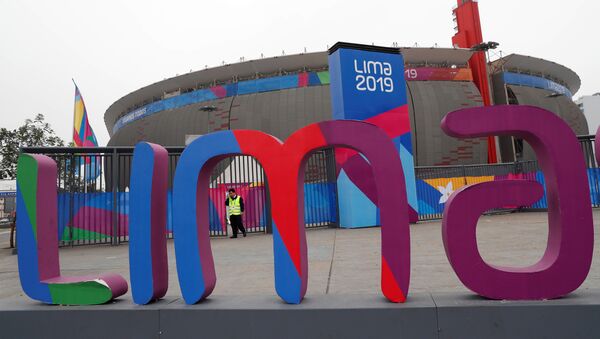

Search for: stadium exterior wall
xmin=105 ymin=50 xmax=586 ymax=166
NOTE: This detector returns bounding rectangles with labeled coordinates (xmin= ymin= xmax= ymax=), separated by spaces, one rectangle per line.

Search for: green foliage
xmin=0 ymin=114 xmax=65 ymax=179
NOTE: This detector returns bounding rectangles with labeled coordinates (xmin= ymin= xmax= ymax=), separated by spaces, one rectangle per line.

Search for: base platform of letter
xmin=1 ymin=291 xmax=599 ymax=339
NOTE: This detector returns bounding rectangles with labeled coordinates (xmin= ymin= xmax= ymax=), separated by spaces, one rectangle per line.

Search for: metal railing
xmin=20 ymin=134 xmax=599 ymax=246
xmin=22 ymin=146 xmax=338 ymax=246
xmin=415 ymin=161 xmax=538 ymax=221
xmin=415 ymin=135 xmax=600 ymax=221
xmin=578 ymin=135 xmax=600 ymax=208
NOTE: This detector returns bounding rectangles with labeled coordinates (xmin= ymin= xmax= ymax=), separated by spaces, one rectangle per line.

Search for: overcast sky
xmin=1 ymin=0 xmax=598 ymax=145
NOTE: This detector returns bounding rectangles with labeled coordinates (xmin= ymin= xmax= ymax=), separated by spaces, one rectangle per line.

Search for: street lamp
xmin=199 ymin=105 xmax=217 ymax=112
xmin=470 ymin=41 xmax=499 ymax=52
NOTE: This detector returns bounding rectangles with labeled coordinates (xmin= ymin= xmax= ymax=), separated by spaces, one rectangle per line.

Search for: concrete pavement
xmin=1 ymin=211 xmax=599 ymax=301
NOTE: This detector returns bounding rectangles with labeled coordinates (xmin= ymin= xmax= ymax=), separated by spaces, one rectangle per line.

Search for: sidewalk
xmin=1 ymin=211 xmax=599 ymax=301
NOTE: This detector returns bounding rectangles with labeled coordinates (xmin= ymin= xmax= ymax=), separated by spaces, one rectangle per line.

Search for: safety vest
xmin=228 ymin=196 xmax=242 ymax=215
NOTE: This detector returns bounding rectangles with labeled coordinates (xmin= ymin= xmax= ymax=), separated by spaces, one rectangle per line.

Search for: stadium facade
xmin=55 ymin=0 xmax=594 ymax=233
xmin=104 ymin=48 xmax=586 ymax=166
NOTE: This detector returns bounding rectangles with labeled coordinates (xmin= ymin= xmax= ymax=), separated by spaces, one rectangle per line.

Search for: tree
xmin=0 ymin=114 xmax=65 ymax=179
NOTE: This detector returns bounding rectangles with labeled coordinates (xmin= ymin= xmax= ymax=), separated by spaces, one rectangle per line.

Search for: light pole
xmin=471 ymin=41 xmax=502 ymax=162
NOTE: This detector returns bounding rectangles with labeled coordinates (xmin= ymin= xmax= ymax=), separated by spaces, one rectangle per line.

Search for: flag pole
xmin=71 ymin=78 xmax=78 ymax=147
xmin=71 ymin=79 xmax=87 ymax=192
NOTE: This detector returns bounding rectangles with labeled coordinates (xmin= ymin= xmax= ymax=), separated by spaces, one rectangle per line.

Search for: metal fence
xmin=578 ymin=135 xmax=600 ymax=208
xmin=111 ymin=150 xmax=269 ymax=239
xmin=415 ymin=161 xmax=539 ymax=221
xmin=21 ymin=134 xmax=600 ymax=245
xmin=415 ymin=135 xmax=600 ymax=221
xmin=303 ymin=149 xmax=340 ymax=228
xmin=22 ymin=146 xmax=338 ymax=246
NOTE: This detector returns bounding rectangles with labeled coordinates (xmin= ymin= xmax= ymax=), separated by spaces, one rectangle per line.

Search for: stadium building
xmin=104 ymin=0 xmax=587 ymax=167
xmin=104 ymin=48 xmax=586 ymax=166
xmin=490 ymin=54 xmax=587 ymax=161
xmin=43 ymin=0 xmax=594 ymax=239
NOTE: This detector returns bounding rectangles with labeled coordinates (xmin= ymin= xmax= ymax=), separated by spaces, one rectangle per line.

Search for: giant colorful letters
xmin=16 ymin=154 xmax=128 ymax=305
xmin=442 ymin=105 xmax=594 ymax=300
xmin=171 ymin=120 xmax=410 ymax=304
xmin=129 ymin=143 xmax=169 ymax=304
xmin=15 ymin=106 xmax=594 ymax=306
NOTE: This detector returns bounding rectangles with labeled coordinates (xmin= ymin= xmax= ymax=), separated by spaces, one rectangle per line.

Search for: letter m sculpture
xmin=169 ymin=120 xmax=411 ymax=304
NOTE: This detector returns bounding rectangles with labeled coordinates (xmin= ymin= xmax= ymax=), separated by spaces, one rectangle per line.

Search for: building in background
xmin=576 ymin=93 xmax=600 ymax=134
xmin=104 ymin=49 xmax=491 ymax=166
xmin=103 ymin=0 xmax=588 ymax=166
xmin=35 ymin=0 xmax=595 ymax=235
xmin=104 ymin=48 xmax=586 ymax=166
xmin=490 ymin=54 xmax=587 ymax=161
xmin=0 ymin=180 xmax=16 ymax=219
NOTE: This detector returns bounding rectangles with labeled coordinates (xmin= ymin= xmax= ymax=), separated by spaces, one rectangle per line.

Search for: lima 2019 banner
xmin=16 ymin=43 xmax=595 ymax=305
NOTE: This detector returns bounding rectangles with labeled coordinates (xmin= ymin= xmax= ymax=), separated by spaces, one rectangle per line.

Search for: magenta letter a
xmin=441 ymin=105 xmax=594 ymax=300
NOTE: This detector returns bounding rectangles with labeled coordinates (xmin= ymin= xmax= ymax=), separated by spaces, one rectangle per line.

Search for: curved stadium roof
xmin=104 ymin=52 xmax=329 ymax=133
xmin=490 ymin=54 xmax=581 ymax=95
xmin=104 ymin=47 xmax=475 ymax=135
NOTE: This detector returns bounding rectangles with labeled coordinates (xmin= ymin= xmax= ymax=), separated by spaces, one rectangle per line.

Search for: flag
xmin=73 ymin=81 xmax=98 ymax=147
xmin=72 ymin=81 xmax=101 ymax=181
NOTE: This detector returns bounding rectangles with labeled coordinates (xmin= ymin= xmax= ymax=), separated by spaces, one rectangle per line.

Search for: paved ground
xmin=1 ymin=211 xmax=599 ymax=301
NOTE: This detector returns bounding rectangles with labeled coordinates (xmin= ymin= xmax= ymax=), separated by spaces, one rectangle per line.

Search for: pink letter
xmin=441 ymin=105 xmax=594 ymax=300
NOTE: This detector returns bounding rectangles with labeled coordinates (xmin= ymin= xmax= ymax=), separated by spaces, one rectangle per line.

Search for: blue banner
xmin=112 ymin=72 xmax=330 ymax=134
xmin=329 ymin=47 xmax=407 ymax=120
xmin=328 ymin=43 xmax=418 ymax=227
xmin=502 ymin=72 xmax=573 ymax=98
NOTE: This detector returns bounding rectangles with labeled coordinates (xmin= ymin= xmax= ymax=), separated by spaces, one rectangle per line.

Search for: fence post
xmin=582 ymin=138 xmax=598 ymax=207
xmin=515 ymin=160 xmax=523 ymax=175
xmin=111 ymin=148 xmax=119 ymax=246
xmin=68 ymin=153 xmax=75 ymax=246
xmin=265 ymin=178 xmax=273 ymax=234
xmin=328 ymin=148 xmax=340 ymax=228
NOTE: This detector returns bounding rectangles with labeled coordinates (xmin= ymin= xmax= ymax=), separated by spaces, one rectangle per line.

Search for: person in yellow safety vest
xmin=225 ymin=188 xmax=247 ymax=238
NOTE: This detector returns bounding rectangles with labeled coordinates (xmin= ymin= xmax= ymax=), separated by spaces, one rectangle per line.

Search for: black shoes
xmin=243 ymin=233 xmax=247 ymax=237
xmin=230 ymin=235 xmax=237 ymax=239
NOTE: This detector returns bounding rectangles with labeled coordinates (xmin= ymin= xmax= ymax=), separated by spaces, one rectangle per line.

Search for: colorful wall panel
xmin=416 ymin=174 xmax=537 ymax=215
xmin=417 ymin=168 xmax=600 ymax=216
xmin=54 ymin=182 xmax=337 ymax=241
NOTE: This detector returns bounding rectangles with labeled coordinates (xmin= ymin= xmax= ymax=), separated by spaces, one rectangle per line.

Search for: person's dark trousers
xmin=229 ymin=214 xmax=246 ymax=237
